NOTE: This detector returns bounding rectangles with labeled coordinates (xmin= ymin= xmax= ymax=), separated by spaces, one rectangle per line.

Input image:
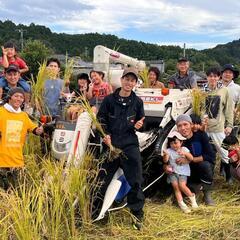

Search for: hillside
xmin=0 ymin=20 xmax=240 ymax=72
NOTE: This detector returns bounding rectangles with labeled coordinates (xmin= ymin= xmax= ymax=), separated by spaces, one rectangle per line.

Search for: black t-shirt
xmin=183 ymin=131 xmax=216 ymax=164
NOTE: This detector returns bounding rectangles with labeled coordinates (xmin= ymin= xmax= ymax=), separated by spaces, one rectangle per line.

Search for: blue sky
xmin=0 ymin=0 xmax=239 ymax=50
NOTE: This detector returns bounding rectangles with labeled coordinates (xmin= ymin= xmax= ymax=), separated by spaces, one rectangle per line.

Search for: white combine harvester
xmin=51 ymin=45 xmax=192 ymax=221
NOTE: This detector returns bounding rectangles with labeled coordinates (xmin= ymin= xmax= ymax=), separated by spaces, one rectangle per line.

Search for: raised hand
xmin=1 ymin=46 xmax=8 ymax=56
xmin=134 ymin=117 xmax=145 ymax=130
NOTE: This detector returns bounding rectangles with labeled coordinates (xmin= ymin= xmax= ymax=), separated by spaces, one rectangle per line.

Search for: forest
xmin=1 ymin=20 xmax=240 ymax=78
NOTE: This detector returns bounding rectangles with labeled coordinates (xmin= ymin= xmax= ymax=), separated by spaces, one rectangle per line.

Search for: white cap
xmin=168 ymin=130 xmax=186 ymax=140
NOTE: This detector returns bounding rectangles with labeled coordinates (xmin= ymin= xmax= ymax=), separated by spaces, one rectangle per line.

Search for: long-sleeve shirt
xmin=97 ymin=88 xmax=144 ymax=149
xmin=224 ymin=81 xmax=240 ymax=107
xmin=203 ymin=85 xmax=234 ymax=132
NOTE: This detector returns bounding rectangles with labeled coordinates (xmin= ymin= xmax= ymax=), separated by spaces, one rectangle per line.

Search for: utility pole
xmin=16 ymin=29 xmax=26 ymax=51
xmin=183 ymin=43 xmax=186 ymax=57
xmin=84 ymin=47 xmax=88 ymax=59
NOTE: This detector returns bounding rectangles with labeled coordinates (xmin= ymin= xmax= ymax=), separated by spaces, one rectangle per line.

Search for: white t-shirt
xmin=226 ymin=81 xmax=240 ymax=106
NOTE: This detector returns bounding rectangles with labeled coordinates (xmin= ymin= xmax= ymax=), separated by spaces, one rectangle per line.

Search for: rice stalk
xmin=0 ymin=202 xmax=12 ymax=239
xmin=139 ymin=67 xmax=150 ymax=88
xmin=23 ymin=132 xmax=41 ymax=156
xmin=65 ymin=150 xmax=100 ymax=228
xmin=40 ymin=159 xmax=71 ymax=239
xmin=30 ymin=61 xmax=50 ymax=115
xmin=191 ymin=88 xmax=207 ymax=117
xmin=63 ymin=53 xmax=74 ymax=87
xmin=79 ymin=96 xmax=122 ymax=161
xmin=1 ymin=152 xmax=240 ymax=239
xmin=0 ymin=180 xmax=43 ymax=240
xmin=234 ymin=102 xmax=240 ymax=125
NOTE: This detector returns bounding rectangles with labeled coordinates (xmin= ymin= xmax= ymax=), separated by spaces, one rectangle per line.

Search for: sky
xmin=0 ymin=0 xmax=240 ymax=50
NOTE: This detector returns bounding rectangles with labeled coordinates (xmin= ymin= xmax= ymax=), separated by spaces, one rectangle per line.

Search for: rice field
xmin=0 ymin=134 xmax=240 ymax=240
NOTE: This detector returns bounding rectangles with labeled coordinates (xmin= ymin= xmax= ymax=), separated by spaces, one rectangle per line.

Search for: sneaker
xmin=178 ymin=200 xmax=191 ymax=213
xmin=188 ymin=194 xmax=199 ymax=209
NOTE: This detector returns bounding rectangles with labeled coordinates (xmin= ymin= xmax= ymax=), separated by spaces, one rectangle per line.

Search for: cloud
xmin=0 ymin=0 xmax=240 ymax=44
xmin=157 ymin=41 xmax=224 ymax=50
xmin=0 ymin=0 xmax=93 ymax=26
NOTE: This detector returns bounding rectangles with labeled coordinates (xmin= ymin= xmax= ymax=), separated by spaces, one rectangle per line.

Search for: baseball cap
xmin=122 ymin=67 xmax=138 ymax=81
xmin=168 ymin=130 xmax=186 ymax=140
xmin=5 ymin=64 xmax=20 ymax=73
xmin=178 ymin=57 xmax=188 ymax=63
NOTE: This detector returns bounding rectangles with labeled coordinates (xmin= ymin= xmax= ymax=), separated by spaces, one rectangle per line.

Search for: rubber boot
xmin=222 ymin=162 xmax=233 ymax=184
xmin=202 ymin=183 xmax=215 ymax=206
xmin=178 ymin=200 xmax=191 ymax=213
xmin=131 ymin=209 xmax=144 ymax=230
xmin=189 ymin=194 xmax=199 ymax=209
xmin=220 ymin=162 xmax=226 ymax=177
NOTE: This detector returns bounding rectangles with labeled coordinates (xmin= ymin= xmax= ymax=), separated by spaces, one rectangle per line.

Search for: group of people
xmin=0 ymin=41 xmax=240 ymax=230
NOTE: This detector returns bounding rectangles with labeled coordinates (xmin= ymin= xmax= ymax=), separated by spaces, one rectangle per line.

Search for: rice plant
xmin=139 ymin=67 xmax=150 ymax=88
xmin=63 ymin=53 xmax=74 ymax=87
xmin=234 ymin=102 xmax=240 ymax=125
xmin=191 ymin=88 xmax=207 ymax=117
xmin=1 ymin=135 xmax=240 ymax=239
xmin=30 ymin=61 xmax=50 ymax=115
xmin=78 ymin=96 xmax=122 ymax=161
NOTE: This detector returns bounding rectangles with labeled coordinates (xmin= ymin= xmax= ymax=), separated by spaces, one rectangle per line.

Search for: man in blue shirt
xmin=43 ymin=58 xmax=64 ymax=117
xmin=0 ymin=64 xmax=30 ymax=105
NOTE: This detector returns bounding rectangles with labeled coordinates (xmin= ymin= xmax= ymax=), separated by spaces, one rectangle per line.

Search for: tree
xmin=21 ymin=39 xmax=53 ymax=79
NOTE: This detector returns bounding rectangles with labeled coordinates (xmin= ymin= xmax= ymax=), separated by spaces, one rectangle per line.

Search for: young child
xmin=0 ymin=42 xmax=30 ymax=93
xmin=71 ymin=73 xmax=92 ymax=99
xmin=190 ymin=113 xmax=208 ymax=132
xmin=222 ymin=135 xmax=240 ymax=181
xmin=67 ymin=73 xmax=93 ymax=121
xmin=0 ymin=42 xmax=29 ymax=73
xmin=90 ymin=70 xmax=112 ymax=102
xmin=163 ymin=131 xmax=198 ymax=213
